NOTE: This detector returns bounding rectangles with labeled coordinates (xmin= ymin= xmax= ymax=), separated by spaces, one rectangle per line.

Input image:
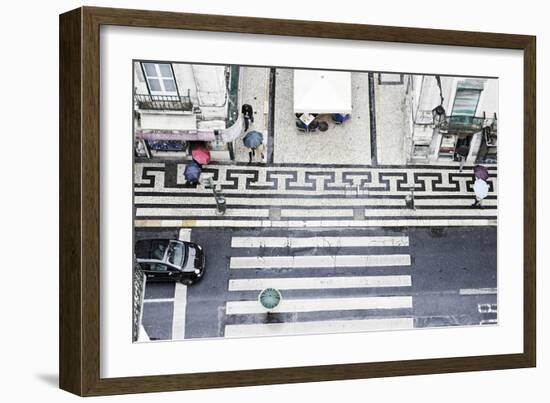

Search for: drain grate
xmin=269 ymin=207 xmax=281 ymax=221
xmin=353 ymin=207 xmax=365 ymax=221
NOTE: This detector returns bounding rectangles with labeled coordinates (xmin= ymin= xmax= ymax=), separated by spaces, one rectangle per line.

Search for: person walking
xmin=249 ymin=143 xmax=265 ymax=164
xmin=242 ymin=130 xmax=264 ymax=165
xmin=241 ymin=103 xmax=254 ymax=131
xmin=472 ymin=177 xmax=489 ymax=208
xmin=183 ymin=160 xmax=202 ymax=188
xmin=455 ymin=144 xmax=469 ymax=172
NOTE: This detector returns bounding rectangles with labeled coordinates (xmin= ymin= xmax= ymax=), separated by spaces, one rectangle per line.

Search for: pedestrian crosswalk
xmin=223 ymin=231 xmax=414 ymax=338
xmin=134 ymin=162 xmax=498 ymax=228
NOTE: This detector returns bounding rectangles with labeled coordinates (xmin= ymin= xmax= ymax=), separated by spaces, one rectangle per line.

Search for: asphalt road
xmin=137 ymin=226 xmax=497 ymax=341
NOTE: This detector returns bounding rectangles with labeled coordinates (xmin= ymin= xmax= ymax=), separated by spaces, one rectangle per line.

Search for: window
xmin=142 ymin=63 xmax=178 ymax=96
xmin=168 ymin=242 xmax=187 ymax=268
xmin=141 ymin=263 xmax=169 ymax=272
xmin=451 ymin=80 xmax=484 ymax=117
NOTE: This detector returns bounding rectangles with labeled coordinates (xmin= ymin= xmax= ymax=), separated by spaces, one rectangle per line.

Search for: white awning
xmin=293 ymin=70 xmax=352 ymax=114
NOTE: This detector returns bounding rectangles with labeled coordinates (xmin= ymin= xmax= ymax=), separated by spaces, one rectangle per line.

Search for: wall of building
xmin=408 ymin=74 xmax=499 ymax=164
xmin=172 ymin=63 xmax=198 ymax=101
xmin=134 ymin=62 xmax=230 ymax=133
xmin=134 ymin=63 xmax=148 ymax=94
xmin=478 ymin=78 xmax=499 ymax=118
xmin=134 ymin=62 xmax=228 ymax=116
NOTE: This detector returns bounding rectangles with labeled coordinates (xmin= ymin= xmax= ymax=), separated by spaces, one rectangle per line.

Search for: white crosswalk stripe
xmin=228 ymin=275 xmax=412 ymax=291
xmin=230 ymin=254 xmax=411 ymax=269
xmin=224 ymin=234 xmax=414 ymax=338
xmin=225 ymin=318 xmax=414 ymax=337
xmin=226 ymin=296 xmax=413 ymax=315
xmin=231 ymin=236 xmax=409 ymax=248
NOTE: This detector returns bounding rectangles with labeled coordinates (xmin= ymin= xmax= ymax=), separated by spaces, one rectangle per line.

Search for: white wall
xmin=1 ymin=1 xmax=547 ymax=403
xmin=173 ymin=63 xmax=198 ymax=100
xmin=134 ymin=62 xmax=149 ymax=94
xmin=480 ymin=78 xmax=499 ymax=119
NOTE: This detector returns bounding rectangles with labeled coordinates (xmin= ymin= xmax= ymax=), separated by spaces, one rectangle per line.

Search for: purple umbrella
xmin=184 ymin=160 xmax=202 ymax=183
xmin=474 ymin=165 xmax=489 ymax=181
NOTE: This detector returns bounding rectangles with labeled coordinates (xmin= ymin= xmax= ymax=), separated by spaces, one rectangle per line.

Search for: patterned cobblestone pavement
xmin=134 ymin=161 xmax=497 ymax=228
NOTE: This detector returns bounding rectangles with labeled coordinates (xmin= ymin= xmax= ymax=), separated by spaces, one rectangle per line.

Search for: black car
xmin=135 ymin=239 xmax=205 ymax=285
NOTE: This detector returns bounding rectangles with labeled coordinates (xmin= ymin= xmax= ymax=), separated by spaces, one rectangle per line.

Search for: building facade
xmin=406 ymin=75 xmax=498 ymax=165
xmin=133 ymin=61 xmax=241 ymax=160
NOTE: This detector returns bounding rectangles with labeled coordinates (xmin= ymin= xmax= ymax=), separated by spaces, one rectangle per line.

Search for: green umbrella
xmin=258 ymin=288 xmax=282 ymax=310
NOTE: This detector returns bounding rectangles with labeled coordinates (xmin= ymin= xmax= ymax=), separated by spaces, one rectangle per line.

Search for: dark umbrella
xmin=474 ymin=165 xmax=489 ymax=181
xmin=184 ymin=160 xmax=202 ymax=183
xmin=243 ymin=130 xmax=263 ymax=149
xmin=191 ymin=144 xmax=211 ymax=165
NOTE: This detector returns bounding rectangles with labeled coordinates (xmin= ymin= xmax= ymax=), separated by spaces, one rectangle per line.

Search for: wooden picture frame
xmin=59 ymin=6 xmax=536 ymax=396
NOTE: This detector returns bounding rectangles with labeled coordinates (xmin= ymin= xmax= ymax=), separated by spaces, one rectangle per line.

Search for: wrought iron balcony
xmin=438 ymin=115 xmax=487 ymax=135
xmin=135 ymin=94 xmax=193 ymax=112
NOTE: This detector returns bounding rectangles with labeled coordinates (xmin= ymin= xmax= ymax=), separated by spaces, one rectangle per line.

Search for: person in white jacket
xmin=472 ymin=178 xmax=489 ymax=208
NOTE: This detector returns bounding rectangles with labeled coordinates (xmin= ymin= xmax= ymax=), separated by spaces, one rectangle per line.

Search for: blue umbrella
xmin=243 ymin=130 xmax=263 ymax=149
xmin=184 ymin=160 xmax=202 ymax=183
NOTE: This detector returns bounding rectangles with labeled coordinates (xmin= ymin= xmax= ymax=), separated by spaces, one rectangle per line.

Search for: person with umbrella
xmin=243 ymin=130 xmax=264 ymax=164
xmin=472 ymin=165 xmax=490 ymax=208
xmin=191 ymin=143 xmax=211 ymax=165
xmin=474 ymin=164 xmax=489 ymax=181
xmin=184 ymin=160 xmax=202 ymax=187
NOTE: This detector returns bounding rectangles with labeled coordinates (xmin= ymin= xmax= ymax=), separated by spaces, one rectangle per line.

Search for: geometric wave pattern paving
xmin=134 ymin=162 xmax=497 ymax=228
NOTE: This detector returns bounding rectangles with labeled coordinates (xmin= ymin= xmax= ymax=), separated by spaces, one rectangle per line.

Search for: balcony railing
xmin=439 ymin=115 xmax=488 ymax=135
xmin=135 ymin=94 xmax=193 ymax=112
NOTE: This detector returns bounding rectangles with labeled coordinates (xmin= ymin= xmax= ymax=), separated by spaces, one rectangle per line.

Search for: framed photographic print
xmin=59 ymin=6 xmax=536 ymax=396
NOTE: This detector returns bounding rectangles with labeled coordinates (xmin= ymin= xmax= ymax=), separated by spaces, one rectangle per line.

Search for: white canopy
xmin=293 ymin=70 xmax=352 ymax=114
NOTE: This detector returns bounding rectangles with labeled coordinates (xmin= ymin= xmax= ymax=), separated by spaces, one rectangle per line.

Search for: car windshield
xmin=168 ymin=242 xmax=187 ymax=268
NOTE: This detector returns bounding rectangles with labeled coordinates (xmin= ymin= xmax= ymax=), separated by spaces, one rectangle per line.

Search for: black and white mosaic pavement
xmin=134 ymin=162 xmax=497 ymax=228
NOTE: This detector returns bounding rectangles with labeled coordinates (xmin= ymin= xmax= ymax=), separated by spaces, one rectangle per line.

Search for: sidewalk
xmin=233 ymin=66 xmax=270 ymax=163
xmin=273 ymin=69 xmax=371 ymax=165
xmin=134 ymin=161 xmax=498 ymax=229
xmin=374 ymin=73 xmax=410 ymax=165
